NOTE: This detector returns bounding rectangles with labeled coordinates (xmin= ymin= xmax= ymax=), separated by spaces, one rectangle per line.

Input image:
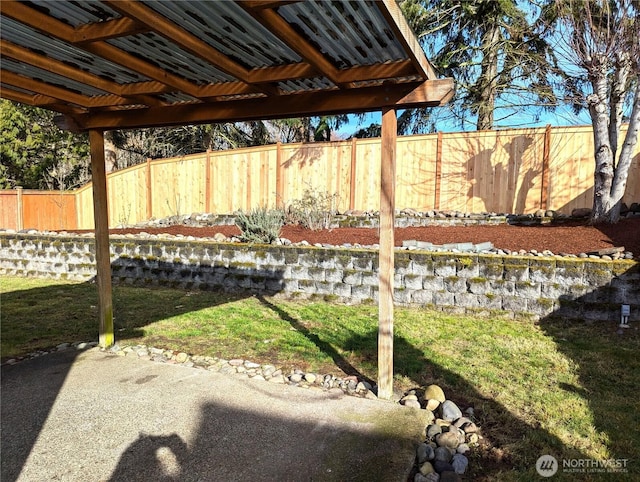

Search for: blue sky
xmin=336 ymin=105 xmax=592 ymax=138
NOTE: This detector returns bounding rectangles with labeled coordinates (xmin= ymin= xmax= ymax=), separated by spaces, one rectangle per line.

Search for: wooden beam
xmin=378 ymin=0 xmax=437 ymax=81
xmin=71 ymin=79 xmax=454 ymax=130
xmin=73 ymin=17 xmax=150 ymax=43
xmin=378 ymin=107 xmax=397 ymax=400
xmin=89 ymin=130 xmax=114 ymax=348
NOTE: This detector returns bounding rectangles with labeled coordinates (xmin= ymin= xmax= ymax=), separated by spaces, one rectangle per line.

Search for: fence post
xmin=350 ymin=137 xmax=357 ymax=210
xmin=541 ymin=124 xmax=551 ymax=210
xmin=146 ymin=158 xmax=152 ymax=220
xmin=205 ymin=149 xmax=212 ymax=213
xmin=435 ymin=131 xmax=443 ymax=210
xmin=276 ymin=141 xmax=284 ymax=208
xmin=16 ymin=186 xmax=23 ymax=231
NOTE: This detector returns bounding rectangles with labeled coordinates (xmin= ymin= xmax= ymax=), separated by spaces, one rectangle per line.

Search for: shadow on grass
xmin=4 ymin=255 xmax=639 ymax=479
xmin=253 ymin=296 xmax=591 ymax=480
xmin=536 ymin=259 xmax=640 ymax=479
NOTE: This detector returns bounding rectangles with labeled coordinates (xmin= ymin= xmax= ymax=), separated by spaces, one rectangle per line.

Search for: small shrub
xmin=235 ymin=207 xmax=284 ymax=244
xmin=286 ymin=186 xmax=341 ymax=230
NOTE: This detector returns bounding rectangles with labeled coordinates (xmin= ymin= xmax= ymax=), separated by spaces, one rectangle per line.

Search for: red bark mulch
xmin=98 ymin=217 xmax=640 ymax=258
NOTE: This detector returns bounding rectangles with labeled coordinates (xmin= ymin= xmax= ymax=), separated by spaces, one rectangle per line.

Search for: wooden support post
xmin=16 ymin=186 xmax=23 ymax=231
xmin=378 ymin=107 xmax=396 ymax=400
xmin=90 ymin=129 xmax=114 ymax=348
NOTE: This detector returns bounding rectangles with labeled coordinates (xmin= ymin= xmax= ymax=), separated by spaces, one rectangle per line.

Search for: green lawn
xmin=2 ymin=275 xmax=638 ymax=480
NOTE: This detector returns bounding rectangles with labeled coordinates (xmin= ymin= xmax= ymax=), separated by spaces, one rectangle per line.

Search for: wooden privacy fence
xmin=1 ymin=125 xmax=639 ymax=231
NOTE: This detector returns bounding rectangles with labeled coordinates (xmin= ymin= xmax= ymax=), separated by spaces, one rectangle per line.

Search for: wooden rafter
xmin=102 ymin=0 xmax=280 ymax=97
xmin=0 ymin=40 xmax=164 ymax=107
xmin=73 ymin=16 xmax=149 ymax=43
xmin=378 ymin=0 xmax=437 ymax=80
xmin=1 ymin=1 xmax=203 ymax=98
xmin=240 ymin=3 xmax=346 ymax=88
xmin=241 ymin=1 xmax=302 ymax=9
xmin=2 ymin=70 xmax=103 ymax=108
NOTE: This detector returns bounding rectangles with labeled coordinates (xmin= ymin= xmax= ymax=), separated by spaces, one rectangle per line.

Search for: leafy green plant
xmin=235 ymin=206 xmax=284 ymax=244
xmin=286 ymin=186 xmax=341 ymax=230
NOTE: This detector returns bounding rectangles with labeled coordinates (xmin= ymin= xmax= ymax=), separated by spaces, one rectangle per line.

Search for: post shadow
xmin=255 ymin=294 xmax=376 ymax=386
xmin=337 ymin=330 xmax=592 ymax=479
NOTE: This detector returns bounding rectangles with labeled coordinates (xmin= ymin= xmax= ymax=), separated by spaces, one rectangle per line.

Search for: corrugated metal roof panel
xmin=157 ymin=91 xmax=200 ymax=104
xmin=107 ymin=32 xmax=236 ymax=85
xmin=0 ymin=83 xmax=35 ymax=96
xmin=278 ymin=77 xmax=336 ymax=93
xmin=2 ymin=57 xmax=109 ymax=97
xmin=278 ymin=1 xmax=407 ymax=69
xmin=142 ymin=1 xmax=302 ymax=69
xmin=1 ymin=17 xmax=150 ymax=84
xmin=28 ymin=0 xmax=121 ymax=27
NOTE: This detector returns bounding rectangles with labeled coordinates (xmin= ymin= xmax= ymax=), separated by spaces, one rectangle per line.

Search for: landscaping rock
xmin=435 ymin=432 xmax=460 ymax=451
xmin=419 ymin=461 xmax=435 ymax=475
xmin=417 ymin=443 xmax=435 ymax=463
xmin=434 ymin=446 xmax=453 ymax=463
xmin=424 ymin=385 xmax=446 ymax=402
xmin=439 ymin=471 xmax=462 ymax=482
xmin=426 ymin=424 xmax=442 ymax=440
xmin=425 ymin=399 xmax=441 ymax=411
xmin=434 ymin=460 xmax=456 ymax=474
xmin=451 ymin=454 xmax=469 ymax=475
xmin=440 ymin=400 xmax=463 ymax=422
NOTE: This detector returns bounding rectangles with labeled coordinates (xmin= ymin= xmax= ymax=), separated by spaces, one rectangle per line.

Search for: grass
xmin=2 ymin=275 xmax=639 ymax=480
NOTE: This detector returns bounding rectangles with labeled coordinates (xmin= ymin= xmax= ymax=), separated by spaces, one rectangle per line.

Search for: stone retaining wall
xmin=1 ymin=234 xmax=638 ymax=322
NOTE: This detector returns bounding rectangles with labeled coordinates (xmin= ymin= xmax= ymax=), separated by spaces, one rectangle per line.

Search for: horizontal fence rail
xmin=1 ymin=125 xmax=639 ymax=231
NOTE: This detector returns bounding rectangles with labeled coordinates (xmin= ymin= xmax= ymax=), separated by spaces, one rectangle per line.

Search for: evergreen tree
xmin=400 ymin=0 xmax=558 ymax=131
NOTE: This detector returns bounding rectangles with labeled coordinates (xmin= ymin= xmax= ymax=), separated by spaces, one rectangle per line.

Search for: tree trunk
xmin=104 ymin=131 xmax=117 ymax=173
xmin=589 ymin=59 xmax=640 ymax=224
xmin=476 ymin=21 xmax=500 ymax=131
xmin=609 ymin=84 xmax=640 ymax=218
xmin=588 ymin=68 xmax=616 ymax=223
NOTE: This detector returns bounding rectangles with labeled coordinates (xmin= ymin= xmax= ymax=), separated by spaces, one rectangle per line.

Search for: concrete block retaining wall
xmin=1 ymin=234 xmax=638 ymax=322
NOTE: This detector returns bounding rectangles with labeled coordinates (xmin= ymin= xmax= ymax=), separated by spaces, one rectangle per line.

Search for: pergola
xmin=0 ymin=0 xmax=453 ymax=399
